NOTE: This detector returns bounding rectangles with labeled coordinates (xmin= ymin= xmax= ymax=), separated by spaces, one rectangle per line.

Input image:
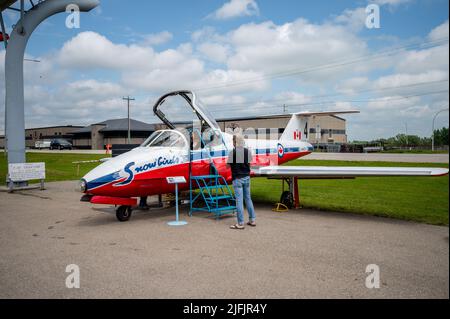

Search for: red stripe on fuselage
xmin=87 ymin=151 xmax=310 ymax=197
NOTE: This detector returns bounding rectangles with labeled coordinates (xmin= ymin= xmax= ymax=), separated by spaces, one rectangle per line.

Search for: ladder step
xmin=202 ymin=185 xmax=230 ymax=190
xmin=205 ymin=195 xmax=235 ymax=201
xmin=209 ymin=206 xmax=236 ymax=212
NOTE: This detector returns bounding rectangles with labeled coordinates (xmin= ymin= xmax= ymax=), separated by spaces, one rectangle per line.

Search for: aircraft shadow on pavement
xmin=77 ymin=204 xmax=236 ymax=226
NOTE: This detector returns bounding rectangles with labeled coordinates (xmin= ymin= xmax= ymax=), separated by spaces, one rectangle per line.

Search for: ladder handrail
xmin=189 ymin=128 xmax=235 ymax=218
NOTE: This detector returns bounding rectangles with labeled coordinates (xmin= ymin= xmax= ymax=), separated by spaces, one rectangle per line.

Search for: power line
xmin=211 ymin=89 xmax=449 ymax=116
xmin=206 ymin=79 xmax=449 ymax=110
xmin=193 ymin=37 xmax=449 ymax=92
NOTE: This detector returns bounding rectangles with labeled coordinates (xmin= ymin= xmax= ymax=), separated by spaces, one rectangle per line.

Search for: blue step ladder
xmin=189 ymin=130 xmax=236 ymax=219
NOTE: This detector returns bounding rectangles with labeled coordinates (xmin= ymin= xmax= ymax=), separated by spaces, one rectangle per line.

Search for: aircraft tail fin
xmin=280 ymin=110 xmax=360 ymax=141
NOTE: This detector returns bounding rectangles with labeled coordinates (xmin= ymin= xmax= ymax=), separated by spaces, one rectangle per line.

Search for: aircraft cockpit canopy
xmin=152 ymin=90 xmax=220 ymax=132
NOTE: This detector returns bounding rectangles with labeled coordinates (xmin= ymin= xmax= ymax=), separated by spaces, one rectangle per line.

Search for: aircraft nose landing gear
xmin=116 ymin=205 xmax=133 ymax=222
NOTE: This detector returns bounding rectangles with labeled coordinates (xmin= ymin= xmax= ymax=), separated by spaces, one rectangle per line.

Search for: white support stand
xmin=166 ymin=176 xmax=187 ymax=226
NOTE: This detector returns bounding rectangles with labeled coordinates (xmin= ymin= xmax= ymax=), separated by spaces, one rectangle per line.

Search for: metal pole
xmin=432 ymin=108 xmax=449 ymax=151
xmin=175 ymin=183 xmax=179 ymax=222
xmin=123 ymin=96 xmax=135 ymax=144
xmin=405 ymin=122 xmax=408 ymax=148
xmin=4 ymin=0 xmax=99 ymax=186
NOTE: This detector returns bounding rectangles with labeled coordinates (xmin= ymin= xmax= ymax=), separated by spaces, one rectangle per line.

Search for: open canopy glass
xmin=152 ymin=90 xmax=220 ymax=132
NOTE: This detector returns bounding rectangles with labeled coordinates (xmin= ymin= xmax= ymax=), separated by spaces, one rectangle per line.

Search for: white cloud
xmin=334 ymin=7 xmax=367 ymax=32
xmin=371 ymin=0 xmax=412 ymax=7
xmin=395 ymin=44 xmax=449 ymax=75
xmin=142 ymin=31 xmax=173 ymax=46
xmin=373 ymin=71 xmax=448 ymax=91
xmin=58 ymin=31 xmax=155 ymax=70
xmin=197 ymin=42 xmax=230 ymax=64
xmin=428 ymin=20 xmax=449 ymax=42
xmin=210 ymin=0 xmax=259 ymax=20
xmin=226 ymin=19 xmax=368 ymax=82
xmin=275 ymin=91 xmax=311 ymax=105
xmin=335 ymin=77 xmax=370 ymax=95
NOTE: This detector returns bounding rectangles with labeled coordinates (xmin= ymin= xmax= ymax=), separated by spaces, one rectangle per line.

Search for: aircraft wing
xmin=293 ymin=110 xmax=360 ymax=116
xmin=253 ymin=166 xmax=449 ymax=178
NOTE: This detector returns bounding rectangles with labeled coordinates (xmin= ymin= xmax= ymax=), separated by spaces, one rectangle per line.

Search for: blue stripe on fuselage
xmin=86 ymin=170 xmax=121 ymax=190
xmin=190 ymin=147 xmax=301 ymax=160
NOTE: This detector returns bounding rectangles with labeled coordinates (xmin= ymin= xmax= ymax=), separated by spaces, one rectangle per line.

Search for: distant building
xmin=0 ymin=125 xmax=83 ymax=149
xmin=216 ymin=114 xmax=348 ymax=145
xmin=0 ymin=114 xmax=348 ymax=150
xmin=71 ymin=118 xmax=163 ymax=149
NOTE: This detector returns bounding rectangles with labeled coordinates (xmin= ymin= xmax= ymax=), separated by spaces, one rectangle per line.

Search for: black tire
xmin=280 ymin=191 xmax=294 ymax=209
xmin=59 ymin=145 xmax=63 ymax=150
xmin=116 ymin=205 xmax=132 ymax=222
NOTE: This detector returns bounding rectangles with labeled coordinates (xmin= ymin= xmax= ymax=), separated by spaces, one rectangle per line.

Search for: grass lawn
xmin=252 ymin=159 xmax=449 ymax=225
xmin=0 ymin=152 xmax=110 ymax=184
xmin=1 ymin=153 xmax=448 ymax=225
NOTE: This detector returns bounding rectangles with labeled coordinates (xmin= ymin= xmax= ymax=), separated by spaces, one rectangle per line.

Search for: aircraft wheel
xmin=116 ymin=205 xmax=132 ymax=222
xmin=280 ymin=191 xmax=294 ymax=209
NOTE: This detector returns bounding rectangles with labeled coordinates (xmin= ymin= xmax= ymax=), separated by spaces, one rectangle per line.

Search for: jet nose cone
xmin=79 ymin=178 xmax=87 ymax=193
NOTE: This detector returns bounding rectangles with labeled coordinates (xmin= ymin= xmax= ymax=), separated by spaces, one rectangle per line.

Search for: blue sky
xmin=0 ymin=0 xmax=449 ymax=140
xmin=19 ymin=1 xmax=449 ymax=54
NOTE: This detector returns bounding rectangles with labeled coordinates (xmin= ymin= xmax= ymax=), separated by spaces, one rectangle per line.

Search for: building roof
xmin=72 ymin=118 xmax=158 ymax=134
xmin=25 ymin=125 xmax=84 ymax=131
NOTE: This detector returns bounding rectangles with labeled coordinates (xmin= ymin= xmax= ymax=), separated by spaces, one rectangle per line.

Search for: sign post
xmin=7 ymin=162 xmax=46 ymax=192
xmin=166 ymin=176 xmax=187 ymax=226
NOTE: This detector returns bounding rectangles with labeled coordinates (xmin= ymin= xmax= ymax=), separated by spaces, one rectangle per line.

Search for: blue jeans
xmin=232 ymin=176 xmax=255 ymax=225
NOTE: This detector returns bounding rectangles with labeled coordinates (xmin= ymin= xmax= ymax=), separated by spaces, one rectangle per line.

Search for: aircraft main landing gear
xmin=116 ymin=205 xmax=133 ymax=222
xmin=280 ymin=190 xmax=294 ymax=209
xmin=277 ymin=177 xmax=300 ymax=209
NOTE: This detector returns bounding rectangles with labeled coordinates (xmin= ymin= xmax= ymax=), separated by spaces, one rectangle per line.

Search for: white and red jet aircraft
xmin=79 ymin=90 xmax=449 ymax=221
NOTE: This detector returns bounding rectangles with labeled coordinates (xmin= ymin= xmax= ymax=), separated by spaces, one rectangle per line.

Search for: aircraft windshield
xmin=141 ymin=130 xmax=187 ymax=148
xmin=192 ymin=94 xmax=220 ymax=130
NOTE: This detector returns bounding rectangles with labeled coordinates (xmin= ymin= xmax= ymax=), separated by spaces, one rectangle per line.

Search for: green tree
xmin=433 ymin=127 xmax=449 ymax=146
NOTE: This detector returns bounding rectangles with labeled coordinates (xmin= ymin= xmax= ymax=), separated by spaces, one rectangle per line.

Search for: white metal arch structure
xmin=3 ymin=0 xmax=99 ymax=174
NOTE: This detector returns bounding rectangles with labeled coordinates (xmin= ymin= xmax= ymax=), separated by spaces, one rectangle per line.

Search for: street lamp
xmin=431 ymin=107 xmax=449 ymax=151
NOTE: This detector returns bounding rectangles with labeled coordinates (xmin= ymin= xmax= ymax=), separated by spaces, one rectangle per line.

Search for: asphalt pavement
xmin=0 ymin=181 xmax=448 ymax=298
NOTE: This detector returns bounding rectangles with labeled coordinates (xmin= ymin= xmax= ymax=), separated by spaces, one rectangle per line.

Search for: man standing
xmin=227 ymin=134 xmax=256 ymax=230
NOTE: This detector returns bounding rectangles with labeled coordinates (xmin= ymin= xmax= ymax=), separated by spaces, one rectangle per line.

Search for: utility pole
xmin=432 ymin=107 xmax=449 ymax=151
xmin=283 ymin=104 xmax=287 ymax=113
xmin=123 ymin=96 xmax=135 ymax=144
xmin=405 ymin=122 xmax=408 ymax=148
